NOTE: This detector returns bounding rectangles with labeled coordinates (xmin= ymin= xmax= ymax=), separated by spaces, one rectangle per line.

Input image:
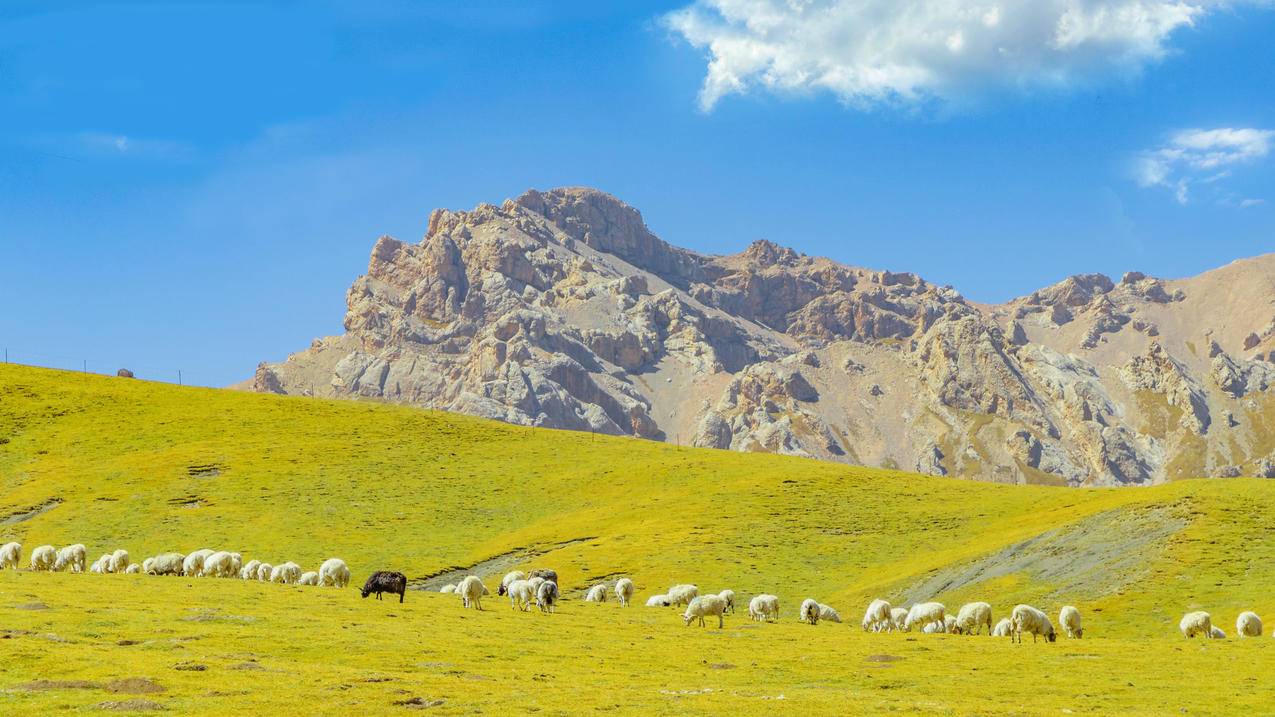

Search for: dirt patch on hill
xmin=96 ymin=699 xmax=166 ymax=711
xmin=898 ymin=504 xmax=1189 ymax=604
xmin=0 ymin=498 xmax=62 ymax=525
xmin=409 ymin=537 xmax=596 ymax=591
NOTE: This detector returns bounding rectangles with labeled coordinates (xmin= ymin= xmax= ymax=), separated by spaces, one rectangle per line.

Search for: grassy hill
xmin=2 ymin=363 xmax=1274 ymax=714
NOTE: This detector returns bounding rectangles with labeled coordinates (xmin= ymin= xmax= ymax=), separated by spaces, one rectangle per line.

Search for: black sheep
xmin=361 ymin=571 xmax=407 ymax=603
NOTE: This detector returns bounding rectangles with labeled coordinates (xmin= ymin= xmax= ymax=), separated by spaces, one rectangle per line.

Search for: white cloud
xmin=1134 ymin=127 xmax=1273 ymax=204
xmin=663 ymin=1 xmax=1257 ymax=111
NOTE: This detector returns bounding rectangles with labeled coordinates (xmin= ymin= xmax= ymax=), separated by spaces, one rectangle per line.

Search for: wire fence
xmin=1 ymin=346 xmax=221 ymax=387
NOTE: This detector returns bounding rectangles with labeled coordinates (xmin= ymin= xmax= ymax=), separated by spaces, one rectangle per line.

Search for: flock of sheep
xmin=3 ymin=540 xmax=1267 ymax=642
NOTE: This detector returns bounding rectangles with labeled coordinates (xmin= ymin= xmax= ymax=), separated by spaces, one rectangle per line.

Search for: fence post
xmin=178 ymin=370 xmax=182 ymax=386
xmin=83 ymin=359 xmax=87 ymax=373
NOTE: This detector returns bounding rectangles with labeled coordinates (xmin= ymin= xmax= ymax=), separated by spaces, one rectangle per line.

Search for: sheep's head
xmin=360 ymin=588 xmax=370 ymax=598
xmin=1074 ymin=628 xmax=1083 ymax=638
xmin=1046 ymin=629 xmax=1057 ymax=642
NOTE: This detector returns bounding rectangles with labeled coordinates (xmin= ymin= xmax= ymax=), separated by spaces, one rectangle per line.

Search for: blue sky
xmin=2 ymin=1 xmax=1273 ymax=387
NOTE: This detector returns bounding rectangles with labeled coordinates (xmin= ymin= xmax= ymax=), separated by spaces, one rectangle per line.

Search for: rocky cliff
xmin=252 ymin=187 xmax=1275 ymax=485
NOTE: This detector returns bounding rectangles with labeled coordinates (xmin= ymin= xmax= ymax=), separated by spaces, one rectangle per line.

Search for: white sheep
xmin=585 ymin=584 xmax=608 ymax=603
xmin=904 ymin=602 xmax=946 ymax=632
xmin=1210 ymin=626 xmax=1227 ymax=639
xmin=457 ymin=575 xmax=488 ymax=610
xmin=1059 ymin=606 xmax=1083 ymax=639
xmin=507 ymin=579 xmax=534 ymax=611
xmin=240 ymin=559 xmax=261 ymax=580
xmin=683 ymin=594 xmax=729 ymax=628
xmin=1179 ymin=611 xmax=1213 ymax=639
xmin=498 ymin=570 xmax=528 ymax=596
xmin=667 ymin=584 xmax=698 ymax=607
xmin=52 ymin=544 xmax=87 ymax=573
xmin=1237 ymin=611 xmax=1262 ymax=638
xmin=183 ymin=549 xmax=215 ymax=577
xmin=749 ymin=594 xmax=780 ymax=622
xmin=149 ymin=552 xmax=185 ymax=576
xmin=1011 ymin=604 xmax=1057 ymax=643
xmin=922 ymin=621 xmax=946 ymax=634
xmin=536 ymin=579 xmax=559 ymax=613
xmin=890 ymin=607 xmax=909 ymax=632
xmin=124 ymin=564 xmax=141 ymax=575
xmin=439 ymin=583 xmax=457 ymax=594
xmin=203 ymin=551 xmax=235 ymax=578
xmin=89 ymin=554 xmax=109 ymax=574
xmin=799 ymin=598 xmax=821 ymax=625
xmin=646 ymin=594 xmax=671 ymax=607
xmin=615 ymin=578 xmax=635 ymax=607
xmin=955 ymin=602 xmax=993 ymax=635
xmin=297 ymin=571 xmax=319 ymax=586
xmin=319 ymin=558 xmax=350 ymax=588
xmin=270 ymin=561 xmax=302 ymax=585
xmin=862 ymin=599 xmax=892 ymax=632
xmin=107 ymin=549 xmax=129 ymax=574
xmin=254 ymin=562 xmax=273 ymax=581
xmin=29 ymin=545 xmax=56 ymax=571
xmin=718 ymin=589 xmax=736 ymax=614
xmin=0 ymin=542 xmax=21 ymax=569
xmin=526 ymin=576 xmax=546 ymax=595
xmin=992 ymin=617 xmax=1013 ymax=637
xmin=818 ymin=603 xmax=842 ymax=623
xmin=229 ymin=552 xmax=243 ymax=575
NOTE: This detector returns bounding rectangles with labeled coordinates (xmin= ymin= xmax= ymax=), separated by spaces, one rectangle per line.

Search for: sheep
xmin=507 ymin=579 xmax=534 ymax=611
xmin=124 ymin=564 xmax=141 ymax=575
xmin=439 ymin=583 xmax=457 ymax=594
xmin=108 ymin=549 xmax=130 ymax=574
xmin=527 ymin=576 xmax=546 ymax=595
xmin=749 ymin=594 xmax=780 ymax=622
xmin=530 ymin=568 xmax=558 ymax=584
xmin=142 ymin=557 xmax=156 ymax=574
xmin=203 ymin=551 xmax=235 ymax=578
xmin=240 ymin=559 xmax=261 ymax=580
xmin=1059 ymin=606 xmax=1083 ymax=639
xmin=799 ymin=598 xmax=821 ymax=625
xmin=890 ymin=607 xmax=910 ymax=632
xmin=943 ymin=615 xmax=958 ymax=633
xmin=818 ymin=603 xmax=842 ymax=623
xmin=29 ymin=545 xmax=56 ymax=571
xmin=148 ymin=553 xmax=185 ymax=576
xmin=992 ymin=617 xmax=1013 ymax=637
xmin=1179 ymin=611 xmax=1213 ymax=639
xmin=955 ymin=602 xmax=994 ymax=635
xmin=1210 ymin=626 xmax=1227 ymax=639
xmin=646 ymin=594 xmax=672 ymax=607
xmin=1237 ymin=611 xmax=1262 ymax=638
xmin=183 ymin=549 xmax=215 ymax=577
xmin=615 ymin=578 xmax=635 ymax=607
xmin=862 ymin=599 xmax=892 ymax=632
xmin=922 ymin=621 xmax=946 ymax=634
xmin=0 ymin=542 xmax=20 ymax=569
xmin=683 ymin=594 xmax=729 ymax=628
xmin=270 ymin=561 xmax=302 ymax=585
xmin=52 ymin=544 xmax=87 ymax=573
xmin=89 ymin=554 xmax=109 ymax=574
xmin=498 ymin=570 xmax=528 ymax=596
xmin=667 ymin=584 xmax=698 ymax=607
xmin=584 ymin=584 xmax=608 ymax=603
xmin=229 ymin=553 xmax=243 ymax=575
xmin=718 ymin=589 xmax=736 ymax=614
xmin=1011 ymin=604 xmax=1057 ymax=643
xmin=457 ymin=575 xmax=489 ymax=610
xmin=904 ymin=602 xmax=946 ymax=632
xmin=318 ymin=558 xmax=350 ymax=588
xmin=361 ymin=571 xmax=407 ymax=602
xmin=536 ymin=579 xmax=559 ymax=613
xmin=297 ymin=571 xmax=319 ymax=586
xmin=255 ymin=562 xmax=273 ymax=581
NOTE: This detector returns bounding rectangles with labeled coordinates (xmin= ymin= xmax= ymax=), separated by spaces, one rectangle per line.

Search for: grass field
xmin=2 ymin=363 xmax=1274 ymax=714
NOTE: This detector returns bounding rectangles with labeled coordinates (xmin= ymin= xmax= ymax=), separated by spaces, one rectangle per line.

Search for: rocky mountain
xmin=250 ymin=187 xmax=1275 ymax=486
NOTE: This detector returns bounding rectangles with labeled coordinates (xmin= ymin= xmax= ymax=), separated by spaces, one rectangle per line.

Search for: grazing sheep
xmin=240 ymin=560 xmax=261 ymax=580
xmin=89 ymin=554 xmax=109 ymax=574
xmin=498 ymin=570 xmax=528 ymax=596
xmin=109 ymin=549 xmax=130 ymax=574
xmin=718 ymin=589 xmax=736 ymax=614
xmin=29 ymin=545 xmax=56 ymax=571
xmin=862 ymin=599 xmax=892 ymax=632
xmin=255 ymin=562 xmax=273 ymax=582
xmin=585 ymin=584 xmax=608 ymax=603
xmin=530 ymin=568 xmax=558 ymax=584
xmin=890 ymin=607 xmax=910 ymax=632
xmin=683 ymin=594 xmax=729 ymax=628
xmin=646 ymin=594 xmax=672 ymax=607
xmin=1237 ymin=611 xmax=1263 ymax=638
xmin=818 ymin=603 xmax=842 ymax=623
xmin=1059 ymin=606 xmax=1083 ymax=639
xmin=943 ymin=615 xmax=958 ymax=633
xmin=667 ymin=584 xmax=699 ymax=607
xmin=124 ymin=564 xmax=141 ymax=575
xmin=527 ymin=576 xmax=546 ymax=595
xmin=922 ymin=621 xmax=946 ymax=634
xmin=536 ymin=579 xmax=560 ymax=613
xmin=0 ymin=542 xmax=21 ymax=570
xmin=904 ymin=602 xmax=946 ymax=632
xmin=439 ymin=583 xmax=457 ymax=594
xmin=318 ymin=558 xmax=350 ymax=588
xmin=992 ymin=617 xmax=1013 ymax=637
xmin=297 ymin=571 xmax=319 ymax=586
xmin=507 ymin=579 xmax=534 ymax=611
xmin=955 ymin=602 xmax=994 ymax=635
xmin=270 ymin=561 xmax=302 ymax=585
xmin=749 ymin=594 xmax=780 ymax=622
xmin=142 ymin=557 xmax=156 ymax=574
xmin=1210 ymin=626 xmax=1227 ymax=639
xmin=52 ymin=544 xmax=87 ymax=573
xmin=203 ymin=551 xmax=235 ymax=578
xmin=1179 ymin=611 xmax=1213 ymax=639
xmin=229 ymin=553 xmax=243 ymax=575
xmin=457 ymin=575 xmax=489 ymax=610
xmin=148 ymin=553 xmax=185 ymax=576
xmin=1011 ymin=604 xmax=1057 ymax=643
xmin=361 ymin=571 xmax=407 ymax=602
xmin=799 ymin=598 xmax=821 ymax=625
xmin=615 ymin=578 xmax=635 ymax=607
xmin=183 ymin=549 xmax=215 ymax=577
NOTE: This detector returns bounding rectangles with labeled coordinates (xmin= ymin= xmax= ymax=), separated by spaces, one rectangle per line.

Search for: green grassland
xmin=2 ymin=363 xmax=1274 ymax=715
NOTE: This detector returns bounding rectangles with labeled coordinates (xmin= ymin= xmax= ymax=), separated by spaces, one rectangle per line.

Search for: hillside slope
xmin=250 ymin=187 xmax=1275 ymax=486
xmin=3 ymin=364 xmax=1275 ymax=714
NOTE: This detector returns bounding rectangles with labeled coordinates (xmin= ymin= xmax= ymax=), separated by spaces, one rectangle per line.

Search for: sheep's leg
xmin=718 ymin=614 xmax=724 ymax=629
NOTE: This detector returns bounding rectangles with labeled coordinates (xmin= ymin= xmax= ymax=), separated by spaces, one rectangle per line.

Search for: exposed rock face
xmin=253 ymin=187 xmax=1275 ymax=486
